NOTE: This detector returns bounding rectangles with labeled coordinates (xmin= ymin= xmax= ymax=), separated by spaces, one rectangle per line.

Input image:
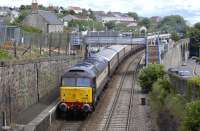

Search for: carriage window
xmin=62 ymin=78 xmax=76 ymax=86
xmin=77 ymin=78 xmax=91 ymax=87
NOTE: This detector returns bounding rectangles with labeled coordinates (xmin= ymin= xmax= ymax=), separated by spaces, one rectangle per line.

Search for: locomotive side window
xmin=77 ymin=78 xmax=91 ymax=87
xmin=62 ymin=78 xmax=76 ymax=86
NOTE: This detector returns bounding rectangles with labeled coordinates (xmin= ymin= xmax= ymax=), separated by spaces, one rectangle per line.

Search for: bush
xmin=138 ymin=64 xmax=165 ymax=93
xmin=150 ymin=77 xmax=172 ymax=111
xmin=183 ymin=100 xmax=200 ymax=131
xmin=165 ymin=94 xmax=186 ymax=121
xmin=0 ymin=49 xmax=12 ymax=60
xmin=171 ymin=32 xmax=180 ymax=42
xmin=21 ymin=25 xmax=42 ymax=33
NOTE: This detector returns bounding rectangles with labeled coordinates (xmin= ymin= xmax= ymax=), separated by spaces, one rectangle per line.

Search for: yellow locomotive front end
xmin=60 ymin=87 xmax=92 ymax=103
xmin=58 ymin=77 xmax=94 ymax=113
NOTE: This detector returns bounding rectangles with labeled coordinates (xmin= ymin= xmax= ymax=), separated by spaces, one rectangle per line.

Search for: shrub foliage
xmin=138 ymin=64 xmax=165 ymax=93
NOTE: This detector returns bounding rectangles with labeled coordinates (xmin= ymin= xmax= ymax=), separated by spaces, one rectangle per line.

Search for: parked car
xmin=181 ymin=62 xmax=187 ymax=66
xmin=178 ymin=70 xmax=192 ymax=77
xmin=168 ymin=68 xmax=178 ymax=74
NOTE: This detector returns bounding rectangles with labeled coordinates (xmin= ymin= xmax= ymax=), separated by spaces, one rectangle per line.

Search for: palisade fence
xmin=0 ymin=26 xmax=85 ymax=127
xmin=0 ymin=26 xmax=84 ymax=60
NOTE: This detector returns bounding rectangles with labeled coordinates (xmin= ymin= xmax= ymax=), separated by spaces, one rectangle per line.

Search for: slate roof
xmin=38 ymin=10 xmax=63 ymax=25
xmin=63 ymin=15 xmax=79 ymax=21
xmin=0 ymin=17 xmax=6 ymax=25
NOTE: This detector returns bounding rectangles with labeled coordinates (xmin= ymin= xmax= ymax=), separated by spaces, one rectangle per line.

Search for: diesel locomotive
xmin=57 ymin=45 xmax=143 ymax=115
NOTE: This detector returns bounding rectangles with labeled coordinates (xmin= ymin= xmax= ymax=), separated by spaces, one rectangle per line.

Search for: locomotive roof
xmin=63 ymin=56 xmax=108 ymax=78
xmin=63 ymin=45 xmax=127 ymax=79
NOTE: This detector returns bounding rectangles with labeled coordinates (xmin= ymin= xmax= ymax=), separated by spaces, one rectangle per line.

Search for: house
xmin=62 ymin=15 xmax=90 ymax=27
xmin=68 ymin=6 xmax=82 ymax=14
xmin=95 ymin=11 xmax=135 ymax=23
xmin=126 ymin=22 xmax=138 ymax=27
xmin=58 ymin=7 xmax=65 ymax=14
xmin=62 ymin=15 xmax=79 ymax=27
xmin=23 ymin=2 xmax=63 ymax=33
xmin=0 ymin=7 xmax=10 ymax=17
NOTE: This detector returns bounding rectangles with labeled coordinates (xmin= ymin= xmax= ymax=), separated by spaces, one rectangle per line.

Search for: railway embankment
xmin=139 ymin=64 xmax=200 ymax=131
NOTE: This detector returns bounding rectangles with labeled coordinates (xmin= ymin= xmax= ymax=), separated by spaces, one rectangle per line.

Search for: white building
xmin=95 ymin=12 xmax=135 ymax=23
xmin=68 ymin=6 xmax=82 ymax=14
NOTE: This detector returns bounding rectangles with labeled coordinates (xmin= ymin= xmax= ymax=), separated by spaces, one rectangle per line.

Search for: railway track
xmin=49 ymin=51 xmax=143 ymax=131
xmin=102 ymin=54 xmax=141 ymax=131
xmin=61 ymin=121 xmax=83 ymax=131
xmin=77 ymin=51 xmax=143 ymax=131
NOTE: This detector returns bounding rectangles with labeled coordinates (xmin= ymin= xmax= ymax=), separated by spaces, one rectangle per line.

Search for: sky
xmin=1 ymin=0 xmax=200 ymax=24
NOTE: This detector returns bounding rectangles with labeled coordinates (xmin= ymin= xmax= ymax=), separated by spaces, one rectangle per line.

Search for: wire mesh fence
xmin=0 ymin=27 xmax=84 ymax=60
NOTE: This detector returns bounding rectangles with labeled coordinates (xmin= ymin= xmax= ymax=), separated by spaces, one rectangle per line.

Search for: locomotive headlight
xmin=82 ymin=104 xmax=91 ymax=112
xmin=59 ymin=103 xmax=68 ymax=112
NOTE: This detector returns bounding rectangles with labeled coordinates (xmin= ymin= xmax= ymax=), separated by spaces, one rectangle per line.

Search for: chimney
xmin=48 ymin=5 xmax=54 ymax=12
xmin=32 ymin=0 xmax=38 ymax=13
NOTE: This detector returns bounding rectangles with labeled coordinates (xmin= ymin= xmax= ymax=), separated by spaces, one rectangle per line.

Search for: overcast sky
xmin=1 ymin=0 xmax=200 ymax=24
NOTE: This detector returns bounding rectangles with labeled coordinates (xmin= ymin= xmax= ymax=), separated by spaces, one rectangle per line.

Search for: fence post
xmin=66 ymin=33 xmax=69 ymax=56
xmin=39 ymin=34 xmax=41 ymax=55
xmin=49 ymin=33 xmax=52 ymax=56
xmin=12 ymin=39 xmax=17 ymax=58
xmin=58 ymin=33 xmax=61 ymax=55
xmin=1 ymin=112 xmax=10 ymax=131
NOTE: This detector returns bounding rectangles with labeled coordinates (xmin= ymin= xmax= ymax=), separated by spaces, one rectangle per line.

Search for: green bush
xmin=138 ymin=64 xmax=165 ymax=93
xmin=150 ymin=77 xmax=172 ymax=111
xmin=183 ymin=100 xmax=200 ymax=131
xmin=171 ymin=32 xmax=180 ymax=42
xmin=165 ymin=94 xmax=186 ymax=121
xmin=0 ymin=49 xmax=12 ymax=60
xmin=21 ymin=25 xmax=42 ymax=33
xmin=187 ymin=77 xmax=200 ymax=100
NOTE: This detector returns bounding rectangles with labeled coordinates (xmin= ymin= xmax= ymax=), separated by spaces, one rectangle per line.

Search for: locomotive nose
xmin=59 ymin=103 xmax=68 ymax=112
xmin=82 ymin=104 xmax=92 ymax=112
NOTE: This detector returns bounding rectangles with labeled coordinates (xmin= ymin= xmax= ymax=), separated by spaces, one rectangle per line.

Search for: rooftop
xmin=37 ymin=10 xmax=63 ymax=25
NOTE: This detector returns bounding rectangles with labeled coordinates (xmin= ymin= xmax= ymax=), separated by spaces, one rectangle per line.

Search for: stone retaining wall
xmin=0 ymin=56 xmax=82 ymax=124
xmin=168 ymin=73 xmax=199 ymax=100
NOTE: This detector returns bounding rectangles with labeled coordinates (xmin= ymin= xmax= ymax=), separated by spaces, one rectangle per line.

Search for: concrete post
xmin=145 ymin=37 xmax=149 ymax=65
xmin=156 ymin=34 xmax=161 ymax=64
xmin=1 ymin=112 xmax=11 ymax=131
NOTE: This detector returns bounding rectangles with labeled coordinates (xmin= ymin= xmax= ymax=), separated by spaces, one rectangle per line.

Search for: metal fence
xmin=0 ymin=27 xmax=84 ymax=60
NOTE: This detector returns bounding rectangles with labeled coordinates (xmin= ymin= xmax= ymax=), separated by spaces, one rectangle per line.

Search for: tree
xmin=19 ymin=5 xmax=26 ymax=10
xmin=14 ymin=10 xmax=29 ymax=24
xmin=128 ymin=12 xmax=138 ymax=21
xmin=139 ymin=18 xmax=152 ymax=29
xmin=183 ymin=100 xmax=200 ymax=131
xmin=105 ymin=21 xmax=116 ymax=30
xmin=138 ymin=64 xmax=165 ymax=93
xmin=188 ymin=23 xmax=200 ymax=57
xmin=69 ymin=10 xmax=75 ymax=15
xmin=194 ymin=22 xmax=200 ymax=30
xmin=68 ymin=20 xmax=104 ymax=31
xmin=88 ymin=9 xmax=96 ymax=20
xmin=171 ymin=32 xmax=180 ymax=42
xmin=158 ymin=15 xmax=188 ymax=33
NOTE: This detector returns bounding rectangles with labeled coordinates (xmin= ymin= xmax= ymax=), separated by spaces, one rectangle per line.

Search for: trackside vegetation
xmin=138 ymin=64 xmax=200 ymax=131
xmin=138 ymin=64 xmax=165 ymax=93
xmin=0 ymin=49 xmax=12 ymax=60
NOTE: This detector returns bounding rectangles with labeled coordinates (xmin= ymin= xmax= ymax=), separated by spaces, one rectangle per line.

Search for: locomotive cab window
xmin=62 ymin=78 xmax=76 ymax=86
xmin=77 ymin=78 xmax=91 ymax=87
xmin=62 ymin=77 xmax=91 ymax=87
